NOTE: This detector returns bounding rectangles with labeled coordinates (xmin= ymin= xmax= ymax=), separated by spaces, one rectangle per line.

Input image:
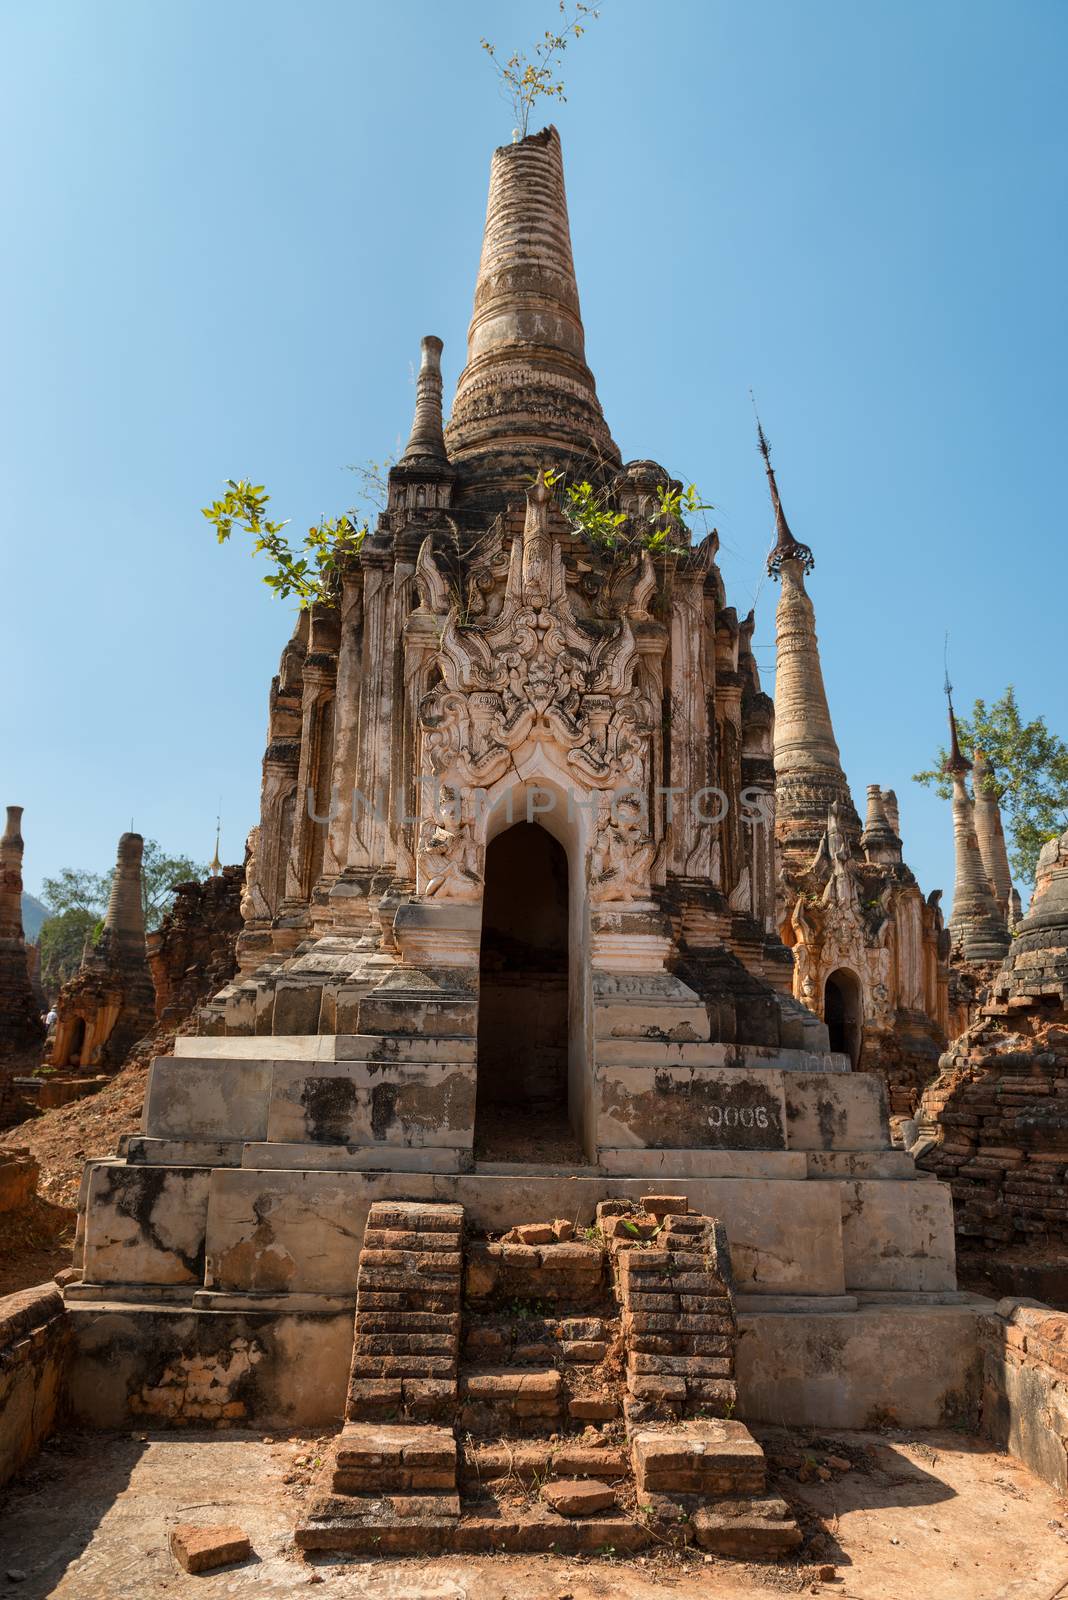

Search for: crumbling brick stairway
xmin=296 ymin=1196 xmax=800 ymax=1558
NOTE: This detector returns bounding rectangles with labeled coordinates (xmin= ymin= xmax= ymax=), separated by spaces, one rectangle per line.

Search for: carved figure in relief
xmin=589 ymin=797 xmax=655 ymax=903
xmin=240 ymin=826 xmax=272 ymax=922
xmin=418 ymin=808 xmax=482 ymax=901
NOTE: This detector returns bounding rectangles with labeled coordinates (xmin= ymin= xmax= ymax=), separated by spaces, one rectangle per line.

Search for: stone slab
xmin=839 ymin=1179 xmax=957 ymax=1293
xmin=265 ymin=1061 xmax=475 ymax=1149
xmin=126 ymin=1137 xmax=244 ymax=1168
xmin=806 ymin=1150 xmax=916 ymax=1180
xmin=241 ymin=1143 xmax=463 ymax=1172
xmin=736 ymin=1304 xmax=985 ymax=1429
xmin=598 ymin=1149 xmax=807 ymax=1179
xmin=595 ymin=1041 xmax=849 ymax=1072
xmin=598 ymin=1066 xmax=787 ymax=1151
xmin=144 ymin=1059 xmax=272 ymax=1142
xmin=783 ymin=1073 xmax=890 ymax=1152
xmin=335 ymin=1035 xmax=476 ymax=1063
xmin=65 ymin=1302 xmax=352 ymax=1428
xmin=81 ymin=1163 xmax=210 ymax=1286
xmin=174 ymin=1035 xmax=337 ymax=1060
xmin=205 ymin=1169 xmax=376 ymax=1294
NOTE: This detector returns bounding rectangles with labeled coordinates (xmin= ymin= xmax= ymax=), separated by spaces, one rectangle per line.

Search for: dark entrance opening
xmin=824 ymin=968 xmax=862 ymax=1068
xmin=67 ymin=1016 xmax=86 ymax=1068
xmin=475 ymin=822 xmax=579 ymax=1164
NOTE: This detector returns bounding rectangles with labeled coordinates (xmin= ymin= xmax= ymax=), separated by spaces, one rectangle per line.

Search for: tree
xmin=41 ymin=840 xmax=208 ymax=936
xmin=913 ymin=686 xmax=1068 ymax=884
xmin=203 ymin=480 xmax=366 ymax=608
xmin=38 ymin=907 xmax=100 ymax=996
xmin=481 ymin=2 xmax=604 ymax=139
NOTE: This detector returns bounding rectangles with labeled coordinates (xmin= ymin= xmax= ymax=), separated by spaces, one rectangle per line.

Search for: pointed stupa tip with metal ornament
xmin=761 ymin=409 xmax=859 ymax=855
xmin=445 ymin=125 xmax=620 ymax=494
xmin=756 ymin=412 xmax=814 ymax=579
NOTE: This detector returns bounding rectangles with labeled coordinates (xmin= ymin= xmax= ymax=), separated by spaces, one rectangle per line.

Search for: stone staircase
xmin=296 ymin=1196 xmax=801 ymax=1559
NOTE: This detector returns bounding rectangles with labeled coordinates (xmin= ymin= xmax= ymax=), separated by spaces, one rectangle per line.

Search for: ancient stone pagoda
xmin=941 ymin=698 xmax=1014 ymax=1036
xmin=49 ymin=831 xmax=155 ymax=1070
xmin=67 ymin=128 xmax=980 ymax=1459
xmin=0 ymin=806 xmax=44 ymax=1086
xmin=761 ymin=427 xmax=950 ymax=1114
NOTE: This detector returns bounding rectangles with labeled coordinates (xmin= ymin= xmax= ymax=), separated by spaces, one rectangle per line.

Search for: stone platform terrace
xmin=61 ymin=1039 xmax=984 ymax=1435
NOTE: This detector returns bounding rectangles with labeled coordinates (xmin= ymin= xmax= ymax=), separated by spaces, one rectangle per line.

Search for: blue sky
xmin=2 ymin=0 xmax=1065 ymax=904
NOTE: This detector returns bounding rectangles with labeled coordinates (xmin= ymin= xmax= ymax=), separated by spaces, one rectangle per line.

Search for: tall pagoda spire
xmin=761 ymin=417 xmax=859 ymax=857
xmin=972 ymin=746 xmax=1015 ymax=924
xmin=445 ymin=126 xmax=619 ymax=492
xmin=943 ymin=694 xmax=1011 ymax=962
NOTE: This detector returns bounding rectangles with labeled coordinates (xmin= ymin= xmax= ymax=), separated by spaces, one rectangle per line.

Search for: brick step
xmin=346 ymin=1200 xmax=464 ymax=1424
xmin=296 ymin=1505 xmax=650 ymax=1556
xmin=331 ymin=1422 xmax=456 ymax=1493
xmin=691 ymin=1497 xmax=803 ymax=1558
xmin=457 ymin=1367 xmax=564 ymax=1434
xmin=459 ymin=1440 xmax=629 ymax=1486
xmin=631 ymin=1422 xmax=768 ymax=1498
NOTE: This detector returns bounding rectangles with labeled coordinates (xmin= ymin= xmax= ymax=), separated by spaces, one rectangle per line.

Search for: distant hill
xmin=22 ymin=893 xmax=52 ymax=943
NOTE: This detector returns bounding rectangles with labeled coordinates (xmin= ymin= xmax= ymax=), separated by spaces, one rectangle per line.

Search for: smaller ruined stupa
xmin=0 ymin=804 xmax=45 ymax=1057
xmin=50 ymin=832 xmax=156 ymax=1070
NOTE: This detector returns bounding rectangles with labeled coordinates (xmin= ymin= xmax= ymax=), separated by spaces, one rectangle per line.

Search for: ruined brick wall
xmin=0 ymin=1284 xmax=70 ymax=1487
xmin=981 ymin=1298 xmax=1068 ymax=1493
xmin=916 ymin=1020 xmax=1068 ymax=1297
xmin=147 ymin=865 xmax=244 ymax=1031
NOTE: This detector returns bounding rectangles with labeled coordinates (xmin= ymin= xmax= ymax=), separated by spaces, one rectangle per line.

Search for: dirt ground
xmin=0 ymin=1053 xmax=151 ymax=1212
xmin=2 ymin=1427 xmax=1067 ymax=1600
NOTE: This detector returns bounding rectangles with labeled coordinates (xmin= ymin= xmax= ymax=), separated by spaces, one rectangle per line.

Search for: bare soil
xmin=1 ymin=1426 xmax=1066 ymax=1599
xmin=0 ymin=1056 xmax=150 ymax=1210
xmin=0 ymin=1193 xmax=75 ymax=1297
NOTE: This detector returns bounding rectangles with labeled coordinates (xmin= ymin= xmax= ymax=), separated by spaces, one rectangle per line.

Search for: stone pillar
xmin=972 ymin=747 xmax=1015 ymax=923
xmin=667 ymin=569 xmax=711 ymax=877
xmin=0 ymin=805 xmax=44 ymax=1052
xmin=345 ymin=550 xmax=396 ymax=875
xmin=323 ymin=569 xmax=365 ymax=889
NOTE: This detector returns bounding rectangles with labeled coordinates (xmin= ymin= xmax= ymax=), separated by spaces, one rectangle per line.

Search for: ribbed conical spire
xmin=942 ymin=708 xmax=1010 ymax=961
xmin=766 ymin=428 xmax=858 ymax=857
xmin=101 ymin=832 xmax=148 ymax=959
xmin=972 ymin=747 xmax=1015 ymax=922
xmin=445 ymin=126 xmax=619 ymax=490
xmin=401 ymin=336 xmax=448 ymax=463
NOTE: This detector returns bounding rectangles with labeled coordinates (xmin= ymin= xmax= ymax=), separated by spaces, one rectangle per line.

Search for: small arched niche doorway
xmin=475 ymin=821 xmax=579 ymax=1162
xmin=67 ymin=1016 xmax=86 ymax=1068
xmin=824 ymin=968 xmax=862 ymax=1068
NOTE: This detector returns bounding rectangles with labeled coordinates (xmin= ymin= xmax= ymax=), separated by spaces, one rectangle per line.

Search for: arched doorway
xmin=67 ymin=1016 xmax=86 ymax=1068
xmin=475 ymin=822 xmax=578 ymax=1162
xmin=824 ymin=969 xmax=862 ymax=1067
